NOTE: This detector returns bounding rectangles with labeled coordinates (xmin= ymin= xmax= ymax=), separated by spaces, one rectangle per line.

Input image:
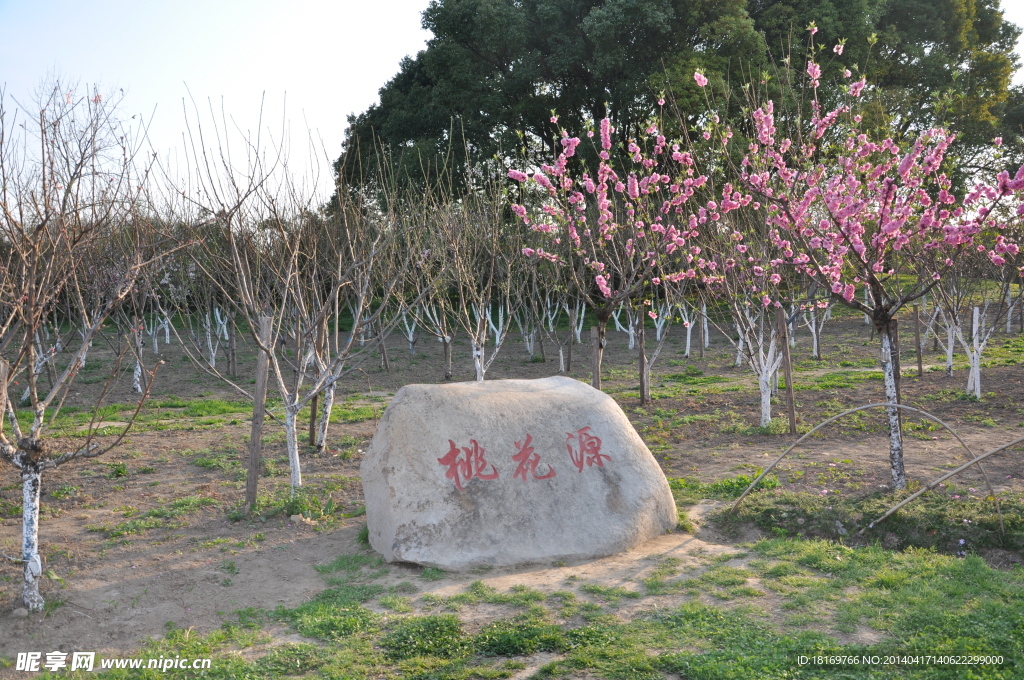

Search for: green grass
xmin=381 ymin=615 xmax=471 ymax=660
xmin=724 ymin=488 xmax=1024 ymax=553
xmin=90 ymin=495 xmax=218 ymax=537
xmin=794 ymin=370 xmax=885 ymax=390
xmin=427 ymin=581 xmax=547 ymax=611
xmin=331 ymin=402 xmax=381 ymax=423
xmin=579 ymin=583 xmax=642 ymax=605
xmin=227 ymin=485 xmax=341 ymax=522
xmin=180 ymin=399 xmax=251 ymax=417
xmin=668 ymin=472 xmax=779 ymax=505
xmin=90 ymin=527 xmax=1024 ymax=679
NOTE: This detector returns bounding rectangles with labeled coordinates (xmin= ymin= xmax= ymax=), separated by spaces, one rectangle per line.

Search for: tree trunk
xmin=443 ymin=338 xmax=453 ymax=380
xmin=308 ymin=394 xmax=318 ymax=447
xmin=20 ymin=464 xmax=44 ymax=612
xmin=697 ymin=306 xmax=705 ymax=358
xmin=702 ymin=303 xmax=709 ymax=351
xmin=946 ymin=317 xmax=955 ymax=377
xmin=591 ymin=316 xmax=608 ymax=389
xmin=378 ymin=323 xmax=391 ymax=373
xmin=758 ymin=374 xmax=773 ymax=428
xmin=284 ymin=405 xmax=302 ymax=491
xmin=638 ymin=318 xmax=650 ymax=405
xmin=473 ymin=340 xmax=485 ymax=381
xmin=566 ymin=329 xmax=573 ymax=372
xmin=228 ymin=319 xmax=237 ymax=378
xmin=315 ymin=382 xmax=335 ymax=453
xmin=880 ymin=321 xmax=907 ymax=490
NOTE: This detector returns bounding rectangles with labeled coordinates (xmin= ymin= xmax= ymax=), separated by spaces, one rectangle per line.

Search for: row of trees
xmin=3 ymin=29 xmax=1024 ymax=609
xmin=510 ymin=29 xmax=1024 ymax=495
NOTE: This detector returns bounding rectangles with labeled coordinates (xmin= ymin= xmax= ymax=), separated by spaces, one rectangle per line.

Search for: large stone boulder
xmin=361 ymin=376 xmax=677 ymax=569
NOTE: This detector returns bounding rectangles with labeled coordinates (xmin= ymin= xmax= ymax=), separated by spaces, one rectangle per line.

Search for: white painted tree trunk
xmin=21 ymin=352 xmax=49 ymax=404
xmin=806 ymin=308 xmax=821 ymax=359
xmin=612 ymin=304 xmax=637 ymax=349
xmin=315 ymin=381 xmax=335 ymax=452
xmin=400 ymin=310 xmax=418 ymax=354
xmin=787 ymin=304 xmax=798 ymax=347
xmin=473 ymin=342 xmax=485 ymax=381
xmin=727 ymin=306 xmax=783 ymax=428
xmin=654 ymin=301 xmax=671 ymax=341
xmin=77 ymin=325 xmax=89 ymax=369
xmin=677 ymin=302 xmax=694 ymax=357
xmin=734 ymin=330 xmax=745 ymax=367
xmin=284 ymin=405 xmax=302 ymax=490
xmin=203 ymin=311 xmax=219 ymax=368
xmin=758 ymin=374 xmax=773 ymax=428
xmin=20 ymin=467 xmax=44 ymax=611
xmin=571 ymin=301 xmax=585 ymax=344
xmin=214 ymin=306 xmax=229 ymax=341
xmin=946 ymin=317 xmax=955 ymax=376
xmin=513 ymin=309 xmax=536 ymax=358
xmin=702 ymin=302 xmax=709 ymax=349
xmin=1006 ymin=291 xmax=1014 ymax=335
xmin=880 ymin=328 xmax=907 ymax=490
xmin=958 ymin=306 xmax=991 ymax=399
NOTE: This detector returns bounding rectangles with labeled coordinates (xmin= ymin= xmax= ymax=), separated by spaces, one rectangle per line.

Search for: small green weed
xmin=380 ymin=615 xmax=471 ymax=660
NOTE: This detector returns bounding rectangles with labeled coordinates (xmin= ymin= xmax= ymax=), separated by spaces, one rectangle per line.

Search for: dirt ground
xmin=2 ymin=311 xmax=1024 ymax=666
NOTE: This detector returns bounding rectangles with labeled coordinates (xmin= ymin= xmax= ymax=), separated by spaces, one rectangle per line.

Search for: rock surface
xmin=361 ymin=376 xmax=677 ymax=569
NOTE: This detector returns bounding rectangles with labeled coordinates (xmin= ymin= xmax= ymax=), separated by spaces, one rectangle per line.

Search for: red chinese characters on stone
xmin=511 ymin=434 xmax=556 ymax=481
xmin=438 ymin=439 xmax=499 ymax=490
xmin=566 ymin=426 xmax=610 ymax=473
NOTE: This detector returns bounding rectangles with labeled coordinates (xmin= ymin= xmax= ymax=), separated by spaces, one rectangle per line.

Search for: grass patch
xmin=579 ymin=583 xmax=642 ymax=605
xmin=669 ymin=473 xmax=779 ymax=505
xmin=795 ymin=370 xmax=885 ymax=390
xmin=181 ymin=399 xmax=251 ymax=417
xmin=380 ymin=614 xmax=471 ymax=660
xmin=723 ymin=488 xmax=1024 ymax=554
xmin=92 ymin=495 xmax=218 ymax=537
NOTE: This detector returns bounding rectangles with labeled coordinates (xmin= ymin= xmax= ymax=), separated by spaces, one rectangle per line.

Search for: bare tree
xmin=0 ymin=84 xmax=164 ymax=611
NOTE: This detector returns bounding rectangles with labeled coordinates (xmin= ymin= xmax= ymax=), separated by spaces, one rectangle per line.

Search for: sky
xmin=2 ymin=0 xmax=1024 ymax=200
xmin=0 ymin=0 xmax=433 ymax=198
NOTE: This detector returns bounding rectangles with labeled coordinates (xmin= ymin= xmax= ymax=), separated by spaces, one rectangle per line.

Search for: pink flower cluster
xmin=508 ymin=76 xmax=1024 ymax=310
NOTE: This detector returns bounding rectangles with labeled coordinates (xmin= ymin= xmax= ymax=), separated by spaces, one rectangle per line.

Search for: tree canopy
xmin=333 ymin=0 xmax=1023 ymax=192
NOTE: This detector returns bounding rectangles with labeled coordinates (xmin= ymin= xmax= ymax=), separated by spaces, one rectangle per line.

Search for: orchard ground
xmin=2 ymin=307 xmax=1024 ymax=678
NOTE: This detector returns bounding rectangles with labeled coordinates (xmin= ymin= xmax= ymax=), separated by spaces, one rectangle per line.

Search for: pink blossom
xmin=806 ymin=62 xmax=821 ymax=87
xmin=833 ymin=43 xmax=844 ymax=55
xmin=850 ymin=79 xmax=866 ymax=97
xmin=994 ymin=137 xmax=1003 ymax=147
xmin=508 ymin=169 xmax=528 ymax=182
xmin=694 ymin=72 xmax=708 ymax=87
xmin=658 ymin=98 xmax=665 ymax=106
